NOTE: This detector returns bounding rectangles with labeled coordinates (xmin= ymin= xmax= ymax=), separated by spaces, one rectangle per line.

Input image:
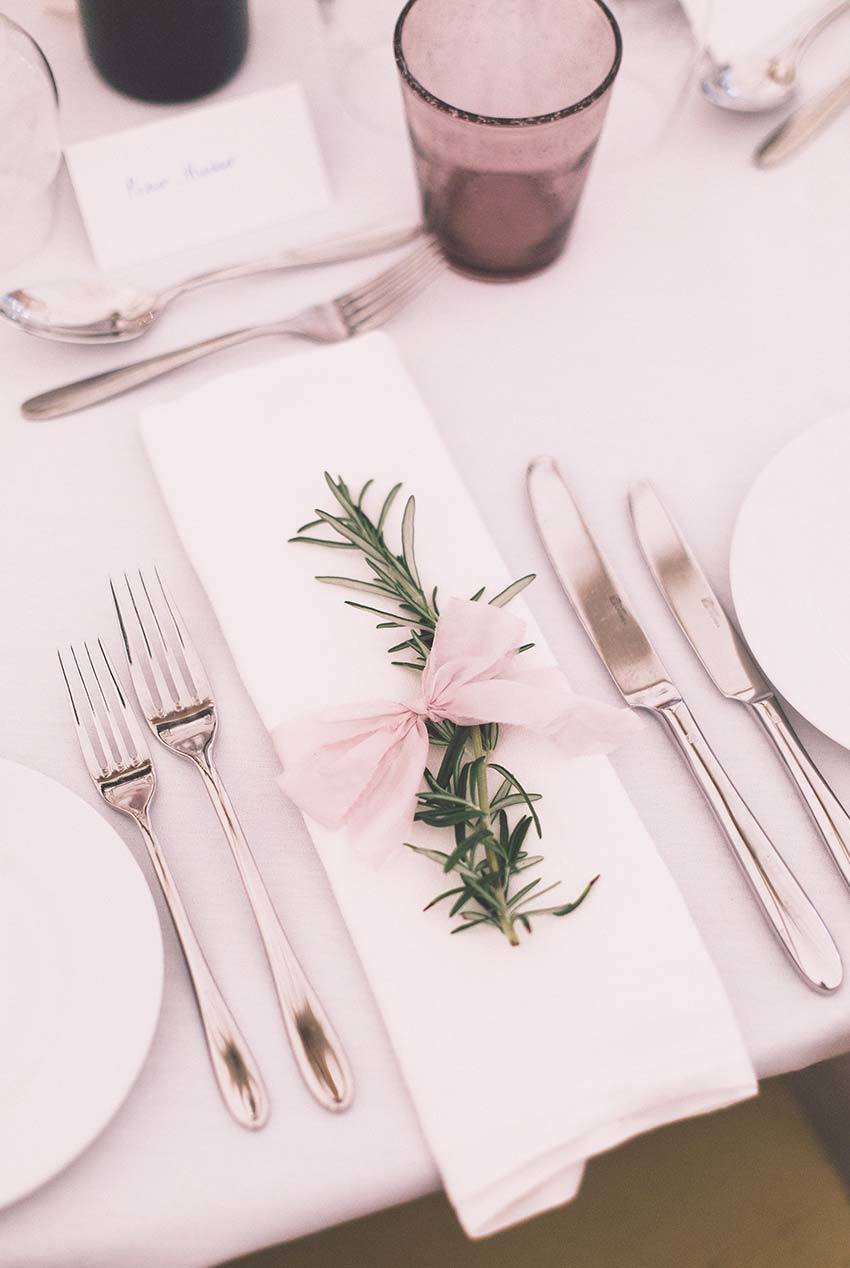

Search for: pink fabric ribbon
xmin=274 ymin=598 xmax=640 ymax=846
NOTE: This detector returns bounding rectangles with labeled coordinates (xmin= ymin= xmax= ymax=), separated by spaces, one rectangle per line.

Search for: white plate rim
xmin=0 ymin=757 xmax=163 ymax=1209
xmin=730 ymin=410 xmax=850 ymax=749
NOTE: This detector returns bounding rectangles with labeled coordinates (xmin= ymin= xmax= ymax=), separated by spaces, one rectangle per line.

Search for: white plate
xmin=0 ymin=758 xmax=163 ymax=1209
xmin=730 ymin=410 xmax=850 ymax=749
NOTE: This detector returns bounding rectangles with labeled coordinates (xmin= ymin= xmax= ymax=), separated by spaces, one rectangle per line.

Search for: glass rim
xmin=393 ymin=0 xmax=622 ymax=128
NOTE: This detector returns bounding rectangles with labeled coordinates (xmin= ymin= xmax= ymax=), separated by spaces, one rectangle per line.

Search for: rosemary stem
xmin=469 ymin=725 xmax=519 ymax=946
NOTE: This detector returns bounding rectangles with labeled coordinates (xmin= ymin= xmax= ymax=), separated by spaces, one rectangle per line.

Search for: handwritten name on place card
xmin=65 ymin=83 xmax=331 ymax=272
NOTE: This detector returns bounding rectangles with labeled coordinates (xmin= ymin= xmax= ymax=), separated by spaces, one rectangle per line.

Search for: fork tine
xmin=58 ymin=649 xmax=104 ymax=781
xmin=98 ymin=638 xmax=150 ymax=764
xmin=339 ymin=240 xmax=444 ymax=334
xmin=111 ymin=576 xmax=160 ymax=721
xmin=340 ymin=238 xmax=441 ymax=309
xmin=85 ymin=641 xmax=135 ymax=769
xmin=346 ymin=251 xmax=445 ymax=335
xmin=118 ymin=572 xmax=175 ymax=715
xmin=138 ymin=569 xmax=198 ymax=707
xmin=154 ymin=567 xmax=212 ymax=702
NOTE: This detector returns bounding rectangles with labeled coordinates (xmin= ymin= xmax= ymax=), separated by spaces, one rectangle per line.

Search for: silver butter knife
xmin=527 ymin=456 xmax=842 ymax=992
xmin=630 ymin=479 xmax=850 ymax=892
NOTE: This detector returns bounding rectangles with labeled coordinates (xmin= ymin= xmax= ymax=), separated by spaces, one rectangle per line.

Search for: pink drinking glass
xmin=394 ymin=0 xmax=622 ymax=278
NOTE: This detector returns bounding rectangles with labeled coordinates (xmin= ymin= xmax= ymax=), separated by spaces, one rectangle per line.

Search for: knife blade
xmin=630 ymin=479 xmax=850 ymax=893
xmin=527 ymin=455 xmax=841 ymax=992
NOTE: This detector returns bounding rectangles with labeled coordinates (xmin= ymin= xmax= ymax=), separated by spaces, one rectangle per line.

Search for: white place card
xmin=65 ymin=83 xmax=331 ymax=272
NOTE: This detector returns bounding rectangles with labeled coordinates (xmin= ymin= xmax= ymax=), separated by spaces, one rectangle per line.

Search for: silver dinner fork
xmin=58 ymin=639 xmax=269 ymax=1130
xmin=112 ymin=570 xmax=353 ymax=1112
xmin=22 ymin=237 xmax=446 ymax=420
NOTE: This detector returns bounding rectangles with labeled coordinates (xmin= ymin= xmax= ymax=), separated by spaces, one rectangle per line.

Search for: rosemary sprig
xmin=291 ymin=474 xmax=598 ymax=945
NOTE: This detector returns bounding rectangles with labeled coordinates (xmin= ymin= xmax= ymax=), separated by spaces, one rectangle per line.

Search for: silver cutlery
xmin=1 ymin=222 xmax=421 ymax=344
xmin=629 ymin=480 xmax=850 ymax=891
xmin=112 ymin=570 xmax=353 ymax=1112
xmin=753 ymin=69 xmax=850 ymax=166
xmin=59 ymin=639 xmax=269 ymax=1128
xmin=701 ymin=0 xmax=850 ymax=112
xmin=527 ymin=455 xmax=842 ymax=992
xmin=22 ymin=238 xmax=445 ymax=421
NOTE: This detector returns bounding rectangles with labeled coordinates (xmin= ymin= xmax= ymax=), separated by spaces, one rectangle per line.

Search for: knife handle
xmin=750 ymin=696 xmax=850 ymax=891
xmin=656 ymin=698 xmax=842 ymax=992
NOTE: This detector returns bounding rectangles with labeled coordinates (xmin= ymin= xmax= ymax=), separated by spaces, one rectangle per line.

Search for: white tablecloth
xmin=2 ymin=2 xmax=850 ymax=1266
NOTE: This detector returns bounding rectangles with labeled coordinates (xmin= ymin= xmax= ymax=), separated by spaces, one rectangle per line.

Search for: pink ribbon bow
xmin=274 ymin=597 xmax=639 ymax=848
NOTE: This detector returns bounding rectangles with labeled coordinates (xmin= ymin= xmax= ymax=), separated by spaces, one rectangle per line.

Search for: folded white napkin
xmin=681 ymin=0 xmax=824 ymax=60
xmin=141 ymin=334 xmax=756 ymax=1237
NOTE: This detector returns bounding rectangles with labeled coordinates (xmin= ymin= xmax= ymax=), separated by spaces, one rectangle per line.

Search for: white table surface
xmin=3 ymin=2 xmax=850 ymax=1266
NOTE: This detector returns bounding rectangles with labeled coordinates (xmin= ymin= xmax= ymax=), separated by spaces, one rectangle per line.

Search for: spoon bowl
xmin=701 ymin=54 xmax=797 ymax=113
xmin=699 ymin=0 xmax=850 ymax=113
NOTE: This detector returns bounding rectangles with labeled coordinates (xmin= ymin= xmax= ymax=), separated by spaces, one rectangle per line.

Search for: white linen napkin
xmin=141 ymin=334 xmax=756 ymax=1237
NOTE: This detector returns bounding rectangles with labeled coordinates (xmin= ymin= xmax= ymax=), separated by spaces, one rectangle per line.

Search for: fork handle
xmin=21 ymin=319 xmax=308 ymax=421
xmin=197 ymin=755 xmax=353 ymax=1112
xmin=135 ymin=815 xmax=269 ymax=1129
xmin=750 ymin=696 xmax=850 ymax=889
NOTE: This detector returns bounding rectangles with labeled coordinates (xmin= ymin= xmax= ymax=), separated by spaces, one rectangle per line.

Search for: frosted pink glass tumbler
xmin=394 ymin=0 xmax=622 ymax=278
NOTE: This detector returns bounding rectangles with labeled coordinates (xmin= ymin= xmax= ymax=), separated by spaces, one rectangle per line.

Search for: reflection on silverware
xmin=629 ymin=480 xmax=850 ymax=889
xmin=700 ymin=0 xmax=850 ymax=112
xmin=58 ymin=638 xmax=269 ymax=1129
xmin=21 ymin=236 xmax=446 ymax=420
xmin=753 ymin=70 xmax=850 ymax=166
xmin=112 ymin=569 xmax=353 ymax=1112
xmin=526 ymin=454 xmax=842 ymax=992
xmin=1 ymin=222 xmax=422 ymax=344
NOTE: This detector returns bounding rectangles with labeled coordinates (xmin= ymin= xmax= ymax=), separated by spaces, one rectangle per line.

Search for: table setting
xmin=2 ymin=0 xmax=850 ymax=1265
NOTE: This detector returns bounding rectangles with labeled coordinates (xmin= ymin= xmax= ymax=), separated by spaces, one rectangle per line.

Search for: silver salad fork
xmin=22 ymin=236 xmax=446 ymax=419
xmin=59 ymin=639 xmax=269 ymax=1129
xmin=112 ymin=570 xmax=353 ymax=1112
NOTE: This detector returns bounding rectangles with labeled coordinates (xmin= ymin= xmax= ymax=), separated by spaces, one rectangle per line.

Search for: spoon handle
xmin=754 ymin=71 xmax=850 ymax=166
xmin=167 ymin=223 xmax=421 ymax=302
xmin=20 ymin=321 xmax=307 ymax=420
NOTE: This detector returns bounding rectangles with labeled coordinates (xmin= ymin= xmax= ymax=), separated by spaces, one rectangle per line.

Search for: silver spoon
xmin=701 ymin=0 xmax=850 ymax=112
xmin=0 ymin=221 xmax=420 ymax=345
xmin=754 ymin=68 xmax=850 ymax=165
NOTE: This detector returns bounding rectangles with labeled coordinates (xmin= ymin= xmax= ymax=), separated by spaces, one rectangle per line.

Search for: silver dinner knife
xmin=629 ymin=479 xmax=850 ymax=893
xmin=527 ymin=455 xmax=842 ymax=992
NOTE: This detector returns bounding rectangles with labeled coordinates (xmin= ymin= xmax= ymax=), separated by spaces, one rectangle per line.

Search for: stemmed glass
xmin=0 ymin=15 xmax=62 ymax=270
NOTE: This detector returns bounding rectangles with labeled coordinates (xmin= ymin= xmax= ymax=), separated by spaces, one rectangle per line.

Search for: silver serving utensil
xmin=1 ymin=222 xmax=421 ymax=344
xmin=59 ymin=639 xmax=269 ymax=1128
xmin=754 ymin=69 xmax=850 ymax=165
xmin=700 ymin=0 xmax=850 ymax=112
xmin=22 ymin=237 xmax=445 ymax=420
xmin=527 ymin=455 xmax=842 ymax=992
xmin=112 ymin=570 xmax=353 ymax=1112
xmin=629 ymin=480 xmax=850 ymax=889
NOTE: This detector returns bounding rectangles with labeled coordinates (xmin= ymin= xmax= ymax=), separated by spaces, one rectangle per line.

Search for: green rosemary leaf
xmin=450 ymin=916 xmax=491 ymax=934
xmin=401 ymin=496 xmax=422 ymax=588
xmin=489 ymin=574 xmax=535 ymax=608
xmin=506 ymin=878 xmax=544 ymax=908
xmin=377 ymin=482 xmax=403 ymax=531
xmin=288 ymin=536 xmax=355 ymax=549
xmin=469 ymin=586 xmax=486 ymax=602
xmin=357 ymin=478 xmax=374 ymax=507
xmin=376 ymin=621 xmax=404 ymax=629
xmin=489 ymin=763 xmax=543 ymax=836
xmin=490 ymin=791 xmax=543 ymax=813
xmin=423 ymin=886 xmax=465 ymax=911
xmin=405 ymin=843 xmax=451 ymax=865
xmin=316 ymin=576 xmax=396 ymax=598
xmin=296 ymin=518 xmax=323 ymax=533
xmin=344 ymin=599 xmax=408 ymax=621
